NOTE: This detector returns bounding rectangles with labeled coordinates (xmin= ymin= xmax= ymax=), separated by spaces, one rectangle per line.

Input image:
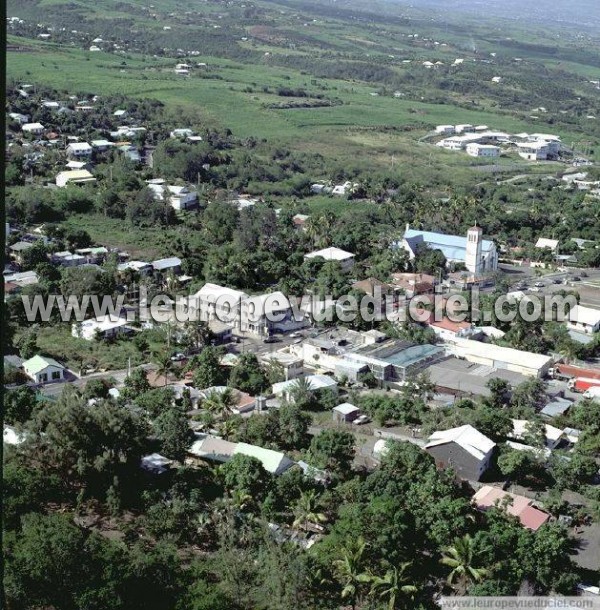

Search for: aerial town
xmin=3 ymin=0 xmax=600 ymax=608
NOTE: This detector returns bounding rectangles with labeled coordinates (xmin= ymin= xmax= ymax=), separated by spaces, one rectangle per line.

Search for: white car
xmin=353 ymin=415 xmax=370 ymax=425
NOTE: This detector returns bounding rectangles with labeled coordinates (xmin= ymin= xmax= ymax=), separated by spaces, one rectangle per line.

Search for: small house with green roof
xmin=23 ymin=355 xmax=65 ymax=384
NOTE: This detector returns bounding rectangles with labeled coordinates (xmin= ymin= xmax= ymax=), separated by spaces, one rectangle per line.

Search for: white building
xmin=192 ymin=283 xmax=249 ymax=329
xmin=517 ymin=141 xmax=549 ymax=161
xmin=304 ymin=247 xmax=355 ymax=271
xmin=435 ymin=125 xmax=455 ymax=135
xmin=22 ymin=122 xmax=45 ymax=135
xmin=23 ymin=355 xmax=66 ymax=384
xmin=568 ymin=305 xmax=600 ymax=335
xmin=535 ymin=237 xmax=559 ymax=253
xmin=272 ymin=374 xmax=338 ymax=402
xmin=66 ymin=142 xmax=93 ymax=158
xmin=170 ymin=128 xmax=194 ymax=139
xmin=400 ymin=226 xmax=498 ymax=273
xmin=147 ymin=180 xmax=198 ymax=210
xmin=56 ymin=170 xmax=96 ymax=187
xmin=72 ymin=316 xmax=129 ymax=341
xmin=242 ymin=291 xmax=303 ymax=336
xmin=466 ymin=143 xmax=500 ymax=158
xmin=445 ymin=338 xmax=553 ymax=378
xmin=465 ymin=225 xmax=483 ymax=275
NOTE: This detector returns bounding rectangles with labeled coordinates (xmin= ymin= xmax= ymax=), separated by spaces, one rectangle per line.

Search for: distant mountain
xmin=393 ymin=0 xmax=600 ymax=31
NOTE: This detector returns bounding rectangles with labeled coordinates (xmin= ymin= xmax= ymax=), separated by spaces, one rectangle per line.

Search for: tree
xmin=16 ymin=331 xmax=38 ymax=359
xmin=307 ymin=429 xmax=355 ymax=478
xmin=510 ymin=379 xmax=547 ymax=413
xmin=5 ymin=513 xmax=87 ymax=610
xmin=201 ymin=387 xmax=237 ymax=420
xmin=289 ymin=376 xmax=318 ymax=410
xmin=154 ymin=406 xmax=194 ymax=461
xmin=220 ymin=454 xmax=271 ymax=500
xmin=367 ymin=562 xmax=417 ymax=610
xmin=192 ymin=347 xmax=227 ymax=389
xmin=333 ymin=536 xmax=369 ymax=610
xmin=440 ymin=534 xmax=488 ymax=593
xmin=153 ymin=350 xmax=174 ymax=387
xmin=485 ymin=378 xmax=510 ymax=409
xmin=123 ymin=368 xmax=151 ymax=397
xmin=497 ymin=448 xmax=539 ymax=483
xmin=3 ymin=386 xmax=40 ymax=425
xmin=277 ymin=403 xmax=311 ymax=449
xmin=292 ymin=489 xmax=327 ymax=531
xmin=228 ymin=353 xmax=268 ymax=395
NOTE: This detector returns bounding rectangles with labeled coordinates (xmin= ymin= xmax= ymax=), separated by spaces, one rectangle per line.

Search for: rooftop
xmin=426 ymin=424 xmax=495 ymax=461
xmin=305 ymin=247 xmax=355 ymax=261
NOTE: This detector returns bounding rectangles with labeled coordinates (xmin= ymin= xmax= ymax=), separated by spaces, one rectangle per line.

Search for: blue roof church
xmin=399 ymin=225 xmax=498 ymax=275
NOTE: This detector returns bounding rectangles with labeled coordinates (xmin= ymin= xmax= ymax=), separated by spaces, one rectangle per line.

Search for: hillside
xmin=7 ymin=0 xmax=600 ymax=180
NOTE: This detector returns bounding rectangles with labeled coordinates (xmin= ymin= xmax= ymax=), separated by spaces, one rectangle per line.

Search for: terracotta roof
xmin=472 ymin=485 xmax=550 ymax=531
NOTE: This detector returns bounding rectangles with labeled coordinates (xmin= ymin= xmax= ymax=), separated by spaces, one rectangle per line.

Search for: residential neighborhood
xmin=3 ymin=0 xmax=600 ymax=608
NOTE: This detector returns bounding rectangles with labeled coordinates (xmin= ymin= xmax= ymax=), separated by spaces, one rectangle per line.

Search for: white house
xmin=435 ymin=125 xmax=455 ymax=135
xmin=72 ymin=316 xmax=129 ymax=341
xmin=66 ymin=142 xmax=93 ymax=159
xmin=192 ymin=283 xmax=249 ymax=328
xmin=272 ymin=374 xmax=338 ymax=402
xmin=466 ymin=143 xmax=500 ymax=158
xmin=146 ymin=180 xmax=198 ymax=210
xmin=113 ymin=109 xmax=128 ymax=118
xmin=9 ymin=112 xmax=30 ymax=124
xmin=91 ymin=139 xmax=114 ymax=152
xmin=170 ymin=128 xmax=194 ymax=139
xmin=23 ymin=355 xmax=66 ymax=384
xmin=22 ymin=122 xmax=45 ymax=135
xmin=304 ymin=247 xmax=355 ymax=271
xmin=568 ymin=305 xmax=600 ymax=335
xmin=56 ymin=170 xmax=96 ymax=187
xmin=535 ymin=237 xmax=559 ymax=253
xmin=248 ymin=291 xmax=305 ymax=336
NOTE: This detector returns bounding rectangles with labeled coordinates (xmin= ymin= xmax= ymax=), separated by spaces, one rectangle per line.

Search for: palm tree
xmin=292 ymin=489 xmax=327 ymax=531
xmin=153 ymin=351 xmax=174 ymax=387
xmin=440 ymin=534 xmax=488 ymax=593
xmin=290 ymin=376 xmax=315 ymax=407
xmin=202 ymin=388 xmax=237 ymax=420
xmin=217 ymin=416 xmax=240 ymax=440
xmin=367 ymin=562 xmax=417 ymax=610
xmin=333 ymin=536 xmax=369 ymax=610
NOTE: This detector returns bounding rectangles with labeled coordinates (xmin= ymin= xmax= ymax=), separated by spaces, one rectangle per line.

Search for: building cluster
xmin=434 ymin=124 xmax=562 ymax=161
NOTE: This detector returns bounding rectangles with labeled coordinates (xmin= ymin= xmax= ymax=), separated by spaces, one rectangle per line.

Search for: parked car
xmin=572 ymin=276 xmax=581 ymax=282
xmin=353 ymin=415 xmax=370 ymax=425
xmin=170 ymin=353 xmax=186 ymax=362
xmin=534 ymin=281 xmax=545 ymax=288
xmin=263 ymin=336 xmax=280 ymax=344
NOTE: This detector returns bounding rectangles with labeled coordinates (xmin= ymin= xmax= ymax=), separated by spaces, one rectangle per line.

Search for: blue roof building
xmin=399 ymin=227 xmax=498 ymax=273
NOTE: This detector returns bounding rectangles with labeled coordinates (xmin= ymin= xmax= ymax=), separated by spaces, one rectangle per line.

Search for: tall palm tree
xmin=367 ymin=562 xmax=417 ymax=610
xmin=440 ymin=534 xmax=488 ymax=593
xmin=153 ymin=351 xmax=174 ymax=387
xmin=292 ymin=489 xmax=327 ymax=531
xmin=290 ymin=376 xmax=315 ymax=406
xmin=333 ymin=537 xmax=370 ymax=610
